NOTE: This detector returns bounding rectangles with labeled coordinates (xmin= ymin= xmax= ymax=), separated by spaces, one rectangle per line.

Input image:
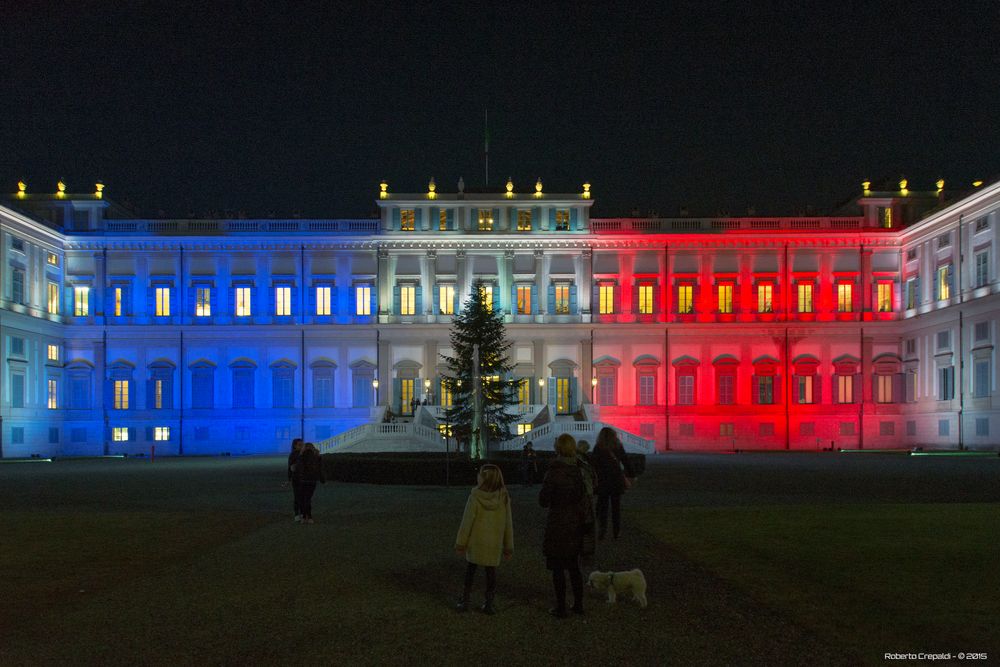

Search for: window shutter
xmin=773 ymin=375 xmax=781 ymax=404
xmin=370 ymin=286 xmax=377 ymax=316
xmin=569 ymin=284 xmax=578 ymax=314
xmin=268 ymin=284 xmax=276 ymax=317
xmin=290 ymin=284 xmax=299 ymax=317
xmin=547 ymin=283 xmax=555 ymax=314
xmin=653 ymin=283 xmax=661 ymax=314
xmin=392 ymin=208 xmax=401 ymax=230
xmin=570 ymin=378 xmax=578 ymax=412
xmin=146 ymin=378 xmax=156 ymax=409
xmin=548 ymin=208 xmax=556 ymax=229
xmin=570 ymin=208 xmax=579 ymax=231
xmin=307 ymin=284 xmax=316 ymax=316
xmin=128 ymin=427 xmax=137 ymax=442
xmin=853 ymin=374 xmax=862 ymax=404
xmin=446 ymin=209 xmax=454 ymax=230
xmin=393 ymin=378 xmax=402 ymax=413
xmin=146 ymin=426 xmax=154 ymax=441
xmin=871 ymin=374 xmax=878 ymax=402
xmin=186 ymin=286 xmax=196 ymax=317
xmin=429 ymin=207 xmax=438 ymax=229
xmin=433 ymin=284 xmax=441 ymax=314
xmin=711 ymin=282 xmax=719 ymax=313
xmin=627 ymin=283 xmax=635 ymax=315
xmin=751 ymin=375 xmax=759 ymax=404
xmin=415 ymin=209 xmax=424 ymax=230
xmin=228 ymin=285 xmax=236 ymax=316
xmin=393 ymin=285 xmax=401 ymax=315
xmin=415 ymin=285 xmax=423 ymax=315
xmin=146 ymin=287 xmax=155 ymax=317
xmin=530 ymin=284 xmax=537 ymax=315
xmin=547 ymin=378 xmax=557 ymax=408
xmin=893 ymin=372 xmax=904 ymax=404
xmin=913 ymin=276 xmax=921 ymax=305
xmin=933 ymin=270 xmax=939 ymax=299
xmin=946 ymin=265 xmax=954 ymax=293
xmin=104 ymin=286 xmax=115 ymax=315
xmin=693 ymin=282 xmax=701 ymax=314
xmin=510 ymin=284 xmax=518 ymax=315
xmin=813 ymin=374 xmax=822 ymax=404
xmin=492 ymin=208 xmax=500 ymax=229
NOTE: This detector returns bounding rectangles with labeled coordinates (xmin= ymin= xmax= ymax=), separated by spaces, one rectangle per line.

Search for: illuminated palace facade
xmin=1 ymin=177 xmax=998 ymax=457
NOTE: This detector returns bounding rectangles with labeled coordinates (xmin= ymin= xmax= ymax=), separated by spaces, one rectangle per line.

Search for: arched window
xmin=672 ymin=356 xmax=699 ymax=406
xmin=66 ymin=359 xmax=95 ymax=409
xmin=752 ymin=356 xmax=780 ymax=405
xmin=872 ymin=354 xmax=902 ymax=404
xmin=394 ymin=359 xmax=423 ymax=415
xmin=633 ymin=355 xmax=661 ymax=407
xmin=107 ymin=360 xmax=135 ymax=411
xmin=147 ymin=359 xmax=176 ymax=410
xmin=230 ymin=358 xmax=257 ymax=409
xmin=189 ymin=359 xmax=216 ymax=409
xmin=593 ymin=356 xmax=621 ymax=406
xmin=713 ymin=355 xmax=738 ymax=405
xmin=311 ymin=358 xmax=337 ymax=408
xmin=792 ymin=355 xmax=820 ymax=405
xmin=832 ymin=355 xmax=860 ymax=404
xmin=270 ymin=359 xmax=297 ymax=408
xmin=350 ymin=359 xmax=376 ymax=408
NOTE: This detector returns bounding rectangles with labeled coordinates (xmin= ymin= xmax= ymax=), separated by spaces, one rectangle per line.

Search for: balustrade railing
xmin=96 ymin=219 xmax=381 ymax=235
xmin=591 ymin=217 xmax=867 ymax=233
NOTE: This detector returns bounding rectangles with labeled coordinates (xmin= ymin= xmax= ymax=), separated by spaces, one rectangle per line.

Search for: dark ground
xmin=1 ymin=452 xmax=997 ymax=666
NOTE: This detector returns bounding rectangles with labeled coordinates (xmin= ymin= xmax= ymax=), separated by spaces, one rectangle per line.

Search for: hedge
xmin=321 ymin=451 xmax=645 ymax=486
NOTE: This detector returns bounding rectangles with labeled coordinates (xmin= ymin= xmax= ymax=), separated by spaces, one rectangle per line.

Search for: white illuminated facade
xmin=1 ymin=177 xmax=997 ymax=457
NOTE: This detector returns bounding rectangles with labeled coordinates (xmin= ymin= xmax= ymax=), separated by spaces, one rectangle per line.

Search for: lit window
xmin=400 ymin=285 xmax=416 ymax=315
xmin=154 ymin=426 xmax=170 ymax=441
xmin=47 ymin=379 xmax=58 ymax=409
xmin=517 ymin=210 xmax=532 ymax=231
xmin=355 ymin=285 xmax=371 ymax=315
xmin=877 ymin=282 xmax=893 ymax=312
xmin=478 ymin=209 xmax=494 ymax=231
xmin=757 ymin=283 xmax=773 ymax=313
xmin=599 ymin=284 xmax=615 ymax=314
xmin=717 ymin=283 xmax=733 ymax=314
xmin=195 ymin=288 xmax=211 ymax=317
xmin=114 ymin=380 xmax=129 ymax=410
xmin=837 ymin=283 xmax=853 ymax=312
xmin=47 ymin=252 xmax=59 ymax=266
xmin=74 ymin=286 xmax=90 ymax=316
xmin=518 ymin=378 xmax=530 ymax=406
xmin=48 ymin=282 xmax=60 ymax=314
xmin=154 ymin=379 xmax=163 ymax=409
xmin=677 ymin=284 xmax=693 ymax=314
xmin=554 ymin=283 xmax=570 ymax=314
xmin=876 ymin=375 xmax=892 ymax=403
xmin=797 ymin=283 xmax=813 ymax=313
xmin=517 ymin=423 xmax=532 ymax=435
xmin=480 ymin=283 xmax=494 ymax=311
xmin=837 ymin=375 xmax=854 ymax=403
xmin=516 ymin=285 xmax=531 ymax=314
xmin=937 ymin=266 xmax=950 ymax=300
xmin=112 ymin=427 xmax=128 ymax=442
xmin=275 ymin=287 xmax=291 ymax=316
xmin=439 ymin=209 xmax=449 ymax=231
xmin=638 ymin=283 xmax=654 ymax=315
xmin=235 ymin=287 xmax=251 ymax=317
xmin=555 ymin=209 xmax=570 ymax=231
xmin=879 ymin=207 xmax=892 ymax=228
xmin=48 ymin=344 xmax=59 ymax=361
xmin=400 ymin=209 xmax=415 ymax=231
xmin=316 ymin=287 xmax=332 ymax=316
xmin=400 ymin=378 xmax=414 ymax=415
xmin=155 ymin=287 xmax=171 ymax=317
xmin=439 ymin=284 xmax=454 ymax=315
xmin=440 ymin=379 xmax=453 ymax=408
xmin=114 ymin=287 xmax=122 ymax=317
xmin=797 ymin=375 xmax=813 ymax=403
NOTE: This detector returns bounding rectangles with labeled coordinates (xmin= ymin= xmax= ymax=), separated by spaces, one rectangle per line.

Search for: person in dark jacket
xmin=287 ymin=439 xmax=304 ymax=522
xmin=539 ymin=433 xmax=588 ymax=618
xmin=519 ymin=441 xmax=537 ymax=487
xmin=593 ymin=427 xmax=635 ymax=540
xmin=293 ymin=442 xmax=325 ymax=524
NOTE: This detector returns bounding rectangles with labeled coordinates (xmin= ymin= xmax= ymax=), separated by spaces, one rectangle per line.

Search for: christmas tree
xmin=440 ymin=279 xmax=518 ymax=458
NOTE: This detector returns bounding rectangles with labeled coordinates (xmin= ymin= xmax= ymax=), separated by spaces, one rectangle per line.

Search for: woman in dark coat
xmin=539 ymin=433 xmax=588 ymax=618
xmin=593 ymin=427 xmax=635 ymax=540
xmin=293 ymin=442 xmax=325 ymax=524
xmin=287 ymin=438 xmax=304 ymax=522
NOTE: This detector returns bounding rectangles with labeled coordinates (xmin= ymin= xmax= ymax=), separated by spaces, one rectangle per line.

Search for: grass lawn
xmin=1 ymin=454 xmax=997 ymax=665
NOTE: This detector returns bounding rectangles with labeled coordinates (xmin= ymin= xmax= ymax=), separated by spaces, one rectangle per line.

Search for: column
xmin=579 ymin=247 xmax=593 ymax=322
xmin=860 ymin=248 xmax=873 ymax=314
xmin=377 ymin=249 xmax=392 ymax=323
xmin=424 ymin=340 xmax=438 ymax=404
xmin=536 ymin=249 xmax=550 ymax=319
xmin=620 ymin=251 xmax=634 ymax=322
xmin=499 ymin=250 xmax=514 ymax=320
xmin=422 ymin=249 xmax=436 ymax=320
xmin=580 ymin=337 xmax=593 ymax=404
xmin=455 ymin=249 xmax=468 ymax=307
xmin=533 ymin=338 xmax=546 ymax=403
xmin=657 ymin=248 xmax=668 ymax=323
xmin=378 ymin=337 xmax=391 ymax=407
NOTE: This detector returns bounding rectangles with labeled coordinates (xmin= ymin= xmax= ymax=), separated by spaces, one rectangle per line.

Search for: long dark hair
xmin=594 ymin=427 xmax=620 ymax=455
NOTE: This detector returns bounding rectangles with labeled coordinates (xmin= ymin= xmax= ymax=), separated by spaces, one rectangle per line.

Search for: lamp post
xmin=372 ymin=378 xmax=379 ymax=413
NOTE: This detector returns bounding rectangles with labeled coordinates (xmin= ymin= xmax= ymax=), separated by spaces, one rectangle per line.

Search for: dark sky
xmin=2 ymin=1 xmax=998 ymax=218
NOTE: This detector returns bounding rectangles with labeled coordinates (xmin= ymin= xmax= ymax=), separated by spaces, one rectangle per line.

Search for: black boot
xmin=455 ymin=588 xmax=471 ymax=612
xmin=481 ymin=592 xmax=496 ymax=615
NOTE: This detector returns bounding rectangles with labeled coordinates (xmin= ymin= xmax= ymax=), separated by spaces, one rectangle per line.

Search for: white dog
xmin=587 ymin=569 xmax=648 ymax=608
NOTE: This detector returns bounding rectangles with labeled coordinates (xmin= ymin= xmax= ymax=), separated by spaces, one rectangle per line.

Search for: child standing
xmin=454 ymin=464 xmax=514 ymax=615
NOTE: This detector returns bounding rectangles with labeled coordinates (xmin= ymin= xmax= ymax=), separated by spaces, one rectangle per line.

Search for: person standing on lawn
xmin=294 ymin=442 xmax=325 ymax=524
xmin=454 ymin=464 xmax=514 ymax=615
xmin=520 ymin=441 xmax=538 ymax=487
xmin=593 ymin=427 xmax=635 ymax=540
xmin=287 ymin=438 xmax=304 ymax=522
xmin=540 ymin=434 xmax=588 ymax=618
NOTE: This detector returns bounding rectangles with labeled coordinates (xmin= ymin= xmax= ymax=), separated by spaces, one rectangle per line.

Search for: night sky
xmin=2 ymin=1 xmax=998 ymax=218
